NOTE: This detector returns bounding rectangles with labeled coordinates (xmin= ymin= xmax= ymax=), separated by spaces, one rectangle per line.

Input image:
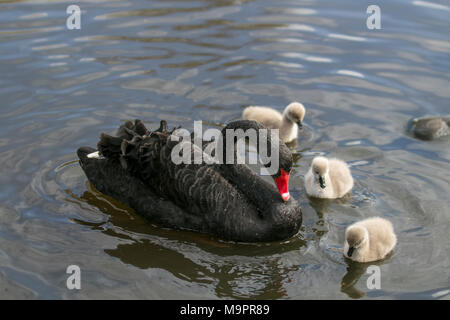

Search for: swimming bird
xmin=242 ymin=102 xmax=306 ymax=143
xmin=304 ymin=156 xmax=353 ymax=199
xmin=412 ymin=116 xmax=450 ymax=140
xmin=77 ymin=119 xmax=302 ymax=242
xmin=344 ymin=217 xmax=397 ymax=263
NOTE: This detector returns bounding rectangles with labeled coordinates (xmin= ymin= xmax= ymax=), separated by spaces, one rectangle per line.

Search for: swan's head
xmin=345 ymin=226 xmax=369 ymax=258
xmin=311 ymin=156 xmax=329 ymax=189
xmin=221 ymin=119 xmax=294 ymax=203
xmin=273 ymin=144 xmax=293 ymax=202
xmin=284 ymin=102 xmax=306 ymax=128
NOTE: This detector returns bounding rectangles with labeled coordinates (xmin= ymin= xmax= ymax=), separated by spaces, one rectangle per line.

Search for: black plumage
xmin=77 ymin=119 xmax=302 ymax=242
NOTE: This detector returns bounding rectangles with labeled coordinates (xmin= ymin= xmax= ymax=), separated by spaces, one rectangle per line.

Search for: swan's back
xmin=328 ymin=158 xmax=354 ymax=198
xmin=364 ymin=217 xmax=397 ymax=259
xmin=242 ymin=106 xmax=283 ymax=129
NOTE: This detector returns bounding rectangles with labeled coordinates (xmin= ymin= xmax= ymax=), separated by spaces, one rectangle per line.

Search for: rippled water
xmin=0 ymin=0 xmax=449 ymax=299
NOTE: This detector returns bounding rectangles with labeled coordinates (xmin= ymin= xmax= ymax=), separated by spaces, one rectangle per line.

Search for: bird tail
xmin=77 ymin=146 xmax=97 ymax=169
xmin=95 ymin=119 xmax=175 ymax=173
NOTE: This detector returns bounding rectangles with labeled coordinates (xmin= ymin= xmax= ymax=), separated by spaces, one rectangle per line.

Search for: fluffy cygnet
xmin=305 ymin=156 xmax=353 ymax=199
xmin=412 ymin=116 xmax=450 ymax=140
xmin=344 ymin=217 xmax=397 ymax=263
xmin=242 ymin=102 xmax=306 ymax=143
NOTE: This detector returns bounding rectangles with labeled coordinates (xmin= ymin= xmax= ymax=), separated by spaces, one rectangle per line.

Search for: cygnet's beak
xmin=296 ymin=120 xmax=303 ymax=129
xmin=319 ymin=176 xmax=326 ymax=189
xmin=347 ymin=247 xmax=355 ymax=257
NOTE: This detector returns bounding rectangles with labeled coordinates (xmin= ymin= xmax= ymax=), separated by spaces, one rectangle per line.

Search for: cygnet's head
xmin=345 ymin=226 xmax=369 ymax=257
xmin=311 ymin=156 xmax=329 ymax=189
xmin=284 ymin=102 xmax=306 ymax=128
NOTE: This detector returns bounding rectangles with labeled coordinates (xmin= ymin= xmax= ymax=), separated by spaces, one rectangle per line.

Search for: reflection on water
xmin=340 ymin=261 xmax=368 ymax=299
xmin=0 ymin=0 xmax=449 ymax=299
xmin=340 ymin=254 xmax=393 ymax=299
xmin=69 ymin=182 xmax=307 ymax=299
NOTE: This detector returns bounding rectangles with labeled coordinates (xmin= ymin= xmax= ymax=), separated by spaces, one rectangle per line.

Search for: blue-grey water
xmin=0 ymin=0 xmax=449 ymax=299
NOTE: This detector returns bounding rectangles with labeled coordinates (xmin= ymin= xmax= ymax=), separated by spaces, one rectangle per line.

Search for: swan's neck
xmin=280 ymin=115 xmax=297 ymax=142
xmin=314 ymin=173 xmax=332 ymax=198
xmin=218 ymin=120 xmax=292 ymax=206
xmin=220 ymin=120 xmax=287 ymax=167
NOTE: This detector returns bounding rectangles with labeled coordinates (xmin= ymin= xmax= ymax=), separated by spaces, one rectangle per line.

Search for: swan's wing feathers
xmin=116 ymin=119 xmax=149 ymax=139
xmin=165 ymin=163 xmax=252 ymax=239
xmin=96 ymin=119 xmax=171 ymax=177
xmin=95 ymin=119 xmax=215 ymax=206
xmin=100 ymin=119 xmax=151 ymax=159
xmin=97 ymin=133 xmax=123 ymax=159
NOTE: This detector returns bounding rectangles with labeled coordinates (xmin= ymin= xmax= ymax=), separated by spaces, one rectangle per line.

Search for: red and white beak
xmin=274 ymin=169 xmax=290 ymax=202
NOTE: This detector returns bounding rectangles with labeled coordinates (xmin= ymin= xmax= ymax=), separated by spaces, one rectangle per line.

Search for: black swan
xmin=77 ymin=119 xmax=302 ymax=242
